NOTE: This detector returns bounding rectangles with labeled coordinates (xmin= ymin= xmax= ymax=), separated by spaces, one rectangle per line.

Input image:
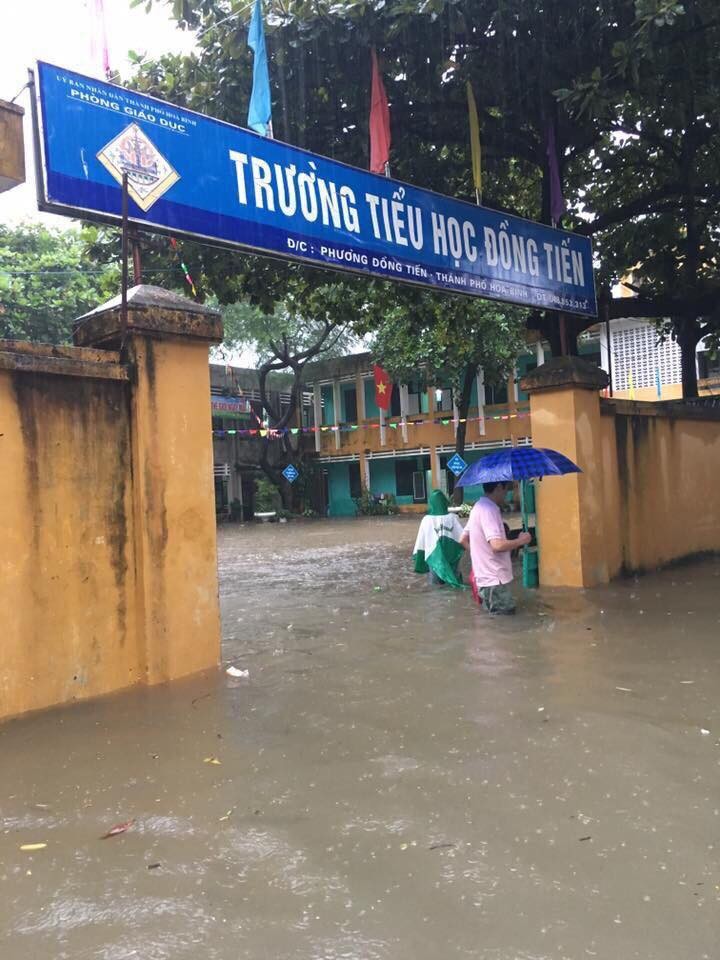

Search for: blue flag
xmin=247 ymin=0 xmax=272 ymax=136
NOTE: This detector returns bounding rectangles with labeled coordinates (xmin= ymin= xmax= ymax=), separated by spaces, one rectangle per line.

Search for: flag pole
xmin=120 ymin=172 xmax=129 ymax=354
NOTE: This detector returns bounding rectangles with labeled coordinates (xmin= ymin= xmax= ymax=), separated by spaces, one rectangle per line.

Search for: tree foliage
xmin=358 ymin=285 xmax=525 ymax=457
xmin=560 ymin=0 xmax=720 ymax=395
xmin=120 ymin=0 xmax=720 ymax=397
xmin=0 ymin=224 xmax=119 ymax=344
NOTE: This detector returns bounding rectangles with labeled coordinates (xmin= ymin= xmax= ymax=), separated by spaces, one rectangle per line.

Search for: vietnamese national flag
xmin=374 ymin=364 xmax=391 ymax=411
xmin=369 ymin=48 xmax=391 ymax=175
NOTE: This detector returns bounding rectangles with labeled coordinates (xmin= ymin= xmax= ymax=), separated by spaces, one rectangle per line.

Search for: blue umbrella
xmin=456 ymin=446 xmax=581 ymax=486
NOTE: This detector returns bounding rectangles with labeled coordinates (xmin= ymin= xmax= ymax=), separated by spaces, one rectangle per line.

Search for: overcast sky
xmin=1 ymin=0 xmax=196 ymax=226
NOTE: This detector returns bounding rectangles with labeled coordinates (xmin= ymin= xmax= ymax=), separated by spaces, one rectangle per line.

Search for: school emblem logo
xmin=97 ymin=123 xmax=179 ymax=211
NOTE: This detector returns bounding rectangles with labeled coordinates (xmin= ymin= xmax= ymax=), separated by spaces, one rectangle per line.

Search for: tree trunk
xmin=677 ymin=317 xmax=701 ymax=399
xmin=527 ymin=310 xmax=587 ymax=357
xmin=451 ymin=365 xmax=476 ymax=505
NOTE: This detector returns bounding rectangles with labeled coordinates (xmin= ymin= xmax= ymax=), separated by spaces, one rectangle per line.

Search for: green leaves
xmin=0 ymin=224 xmax=120 ymax=345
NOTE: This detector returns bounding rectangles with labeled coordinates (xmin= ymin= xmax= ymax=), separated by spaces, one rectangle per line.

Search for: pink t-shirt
xmin=466 ymin=497 xmax=513 ymax=587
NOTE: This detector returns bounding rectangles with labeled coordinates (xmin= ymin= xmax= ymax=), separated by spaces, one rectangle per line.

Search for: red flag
xmin=374 ymin=365 xmax=391 ymax=411
xmin=369 ymin=49 xmax=391 ymax=175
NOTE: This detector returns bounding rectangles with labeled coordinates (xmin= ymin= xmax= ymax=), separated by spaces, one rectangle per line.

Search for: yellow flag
xmin=466 ymin=81 xmax=482 ymax=201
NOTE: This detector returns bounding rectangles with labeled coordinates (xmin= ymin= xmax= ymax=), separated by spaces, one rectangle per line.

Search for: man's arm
xmin=489 ymin=532 xmax=531 ymax=553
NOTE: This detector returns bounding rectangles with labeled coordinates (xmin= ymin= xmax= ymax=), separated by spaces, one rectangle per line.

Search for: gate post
xmin=75 ymin=286 xmax=223 ymax=683
xmin=522 ymin=357 xmax=610 ymax=588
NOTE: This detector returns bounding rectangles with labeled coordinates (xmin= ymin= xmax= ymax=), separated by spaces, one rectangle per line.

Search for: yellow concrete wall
xmin=0 ymin=324 xmax=221 ymax=722
xmin=0 ymin=367 xmax=141 ymax=718
xmin=530 ymin=388 xmax=609 ymax=588
xmin=611 ymin=384 xmax=683 ymax=402
xmin=129 ymin=338 xmax=221 ymax=685
xmin=600 ymin=404 xmax=720 ymax=576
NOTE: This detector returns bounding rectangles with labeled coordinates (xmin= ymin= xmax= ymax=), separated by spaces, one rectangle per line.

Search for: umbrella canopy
xmin=456 ymin=446 xmax=581 ymax=486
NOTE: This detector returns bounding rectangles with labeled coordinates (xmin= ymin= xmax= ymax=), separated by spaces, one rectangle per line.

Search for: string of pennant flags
xmin=212 ymin=409 xmax=530 ymax=438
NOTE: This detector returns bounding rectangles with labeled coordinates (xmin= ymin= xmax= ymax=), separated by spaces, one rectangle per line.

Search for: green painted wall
xmin=364 ymin=379 xmax=379 ymax=418
xmin=369 ymin=459 xmax=396 ymax=498
xmin=326 ymin=461 xmax=356 ymax=517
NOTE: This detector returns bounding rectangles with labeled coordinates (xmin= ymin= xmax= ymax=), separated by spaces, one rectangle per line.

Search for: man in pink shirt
xmin=460 ymin=481 xmax=531 ymax=614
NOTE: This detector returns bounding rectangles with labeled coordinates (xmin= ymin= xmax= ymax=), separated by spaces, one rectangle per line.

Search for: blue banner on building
xmin=35 ymin=62 xmax=597 ymax=317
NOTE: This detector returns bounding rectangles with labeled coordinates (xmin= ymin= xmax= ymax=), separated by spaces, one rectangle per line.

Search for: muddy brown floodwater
xmin=2 ymin=517 xmax=720 ymax=960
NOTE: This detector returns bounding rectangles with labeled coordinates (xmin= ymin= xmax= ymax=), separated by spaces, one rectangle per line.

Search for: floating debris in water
xmin=204 ymin=757 xmax=222 ymax=765
xmin=226 ymin=666 xmax=249 ymax=678
xmin=101 ymin=819 xmax=135 ymax=839
xmin=19 ymin=842 xmax=47 ymax=851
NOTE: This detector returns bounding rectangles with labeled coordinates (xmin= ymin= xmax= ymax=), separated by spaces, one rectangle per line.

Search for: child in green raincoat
xmin=412 ymin=490 xmax=466 ymax=588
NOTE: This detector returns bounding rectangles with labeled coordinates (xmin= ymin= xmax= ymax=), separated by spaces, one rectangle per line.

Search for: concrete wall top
xmin=0 ymin=340 xmax=127 ymax=381
xmin=74 ymin=285 xmax=223 ymax=349
xmin=601 ymin=397 xmax=720 ymax=422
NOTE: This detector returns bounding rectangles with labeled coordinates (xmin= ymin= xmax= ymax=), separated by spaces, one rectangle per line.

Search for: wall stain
xmin=10 ymin=371 xmax=132 ymax=652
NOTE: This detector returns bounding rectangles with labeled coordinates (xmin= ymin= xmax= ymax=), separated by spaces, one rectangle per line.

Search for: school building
xmin=210 ymin=308 xmax=719 ymax=518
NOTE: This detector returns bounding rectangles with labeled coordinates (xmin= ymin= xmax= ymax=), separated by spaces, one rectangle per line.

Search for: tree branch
xmin=575 ymin=183 xmax=718 ymax=235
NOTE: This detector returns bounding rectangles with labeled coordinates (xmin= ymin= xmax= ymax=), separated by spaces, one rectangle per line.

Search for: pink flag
xmin=91 ymin=0 xmax=111 ymax=79
xmin=369 ymin=49 xmax=391 ymax=175
xmin=545 ymin=123 xmax=565 ymax=225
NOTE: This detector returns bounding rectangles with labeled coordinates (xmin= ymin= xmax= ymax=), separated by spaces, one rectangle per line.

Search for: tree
xmin=358 ymin=286 xmax=525 ymax=480
xmin=559 ymin=0 xmax=720 ymax=396
xmin=217 ymin=279 xmax=365 ymax=503
xmin=0 ymin=224 xmax=120 ymax=344
xmin=130 ymin=0 xmax=610 ymax=343
xmin=129 ymin=0 xmax=720 ymax=394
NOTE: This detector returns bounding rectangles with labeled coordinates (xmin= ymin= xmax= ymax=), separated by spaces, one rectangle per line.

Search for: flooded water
xmin=2 ymin=517 xmax=720 ymax=959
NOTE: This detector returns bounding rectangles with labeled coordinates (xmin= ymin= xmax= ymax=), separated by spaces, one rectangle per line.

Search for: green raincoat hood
xmin=427 ymin=489 xmax=450 ymax=516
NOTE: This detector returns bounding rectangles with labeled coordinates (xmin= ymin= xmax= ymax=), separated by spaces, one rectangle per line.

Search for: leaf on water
xmin=100 ymin=818 xmax=135 ymax=839
xmin=20 ymin=842 xmax=47 ymax=851
xmin=204 ymin=757 xmax=221 ymax=765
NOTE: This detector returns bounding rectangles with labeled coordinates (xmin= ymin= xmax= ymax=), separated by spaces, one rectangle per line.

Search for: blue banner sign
xmin=35 ymin=62 xmax=596 ymax=317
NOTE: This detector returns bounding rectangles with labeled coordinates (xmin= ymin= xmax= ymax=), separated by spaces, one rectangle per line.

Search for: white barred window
xmin=611 ymin=322 xmax=681 ymax=391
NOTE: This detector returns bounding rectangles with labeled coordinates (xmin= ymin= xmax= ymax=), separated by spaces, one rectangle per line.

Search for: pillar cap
xmin=521 ymin=356 xmax=609 ymax=394
xmin=73 ymin=284 xmax=223 ymax=349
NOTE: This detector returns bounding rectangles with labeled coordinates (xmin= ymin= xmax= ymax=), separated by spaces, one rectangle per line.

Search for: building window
xmin=349 ymin=461 xmax=362 ymax=499
xmin=343 ymin=386 xmax=358 ymax=423
xmin=435 ymin=388 xmax=453 ymax=412
xmin=395 ymin=459 xmax=416 ymax=497
xmin=698 ymin=351 xmax=720 ymax=380
xmin=390 ymin=384 xmax=401 ymax=417
xmin=486 ymin=382 xmax=508 ymax=405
